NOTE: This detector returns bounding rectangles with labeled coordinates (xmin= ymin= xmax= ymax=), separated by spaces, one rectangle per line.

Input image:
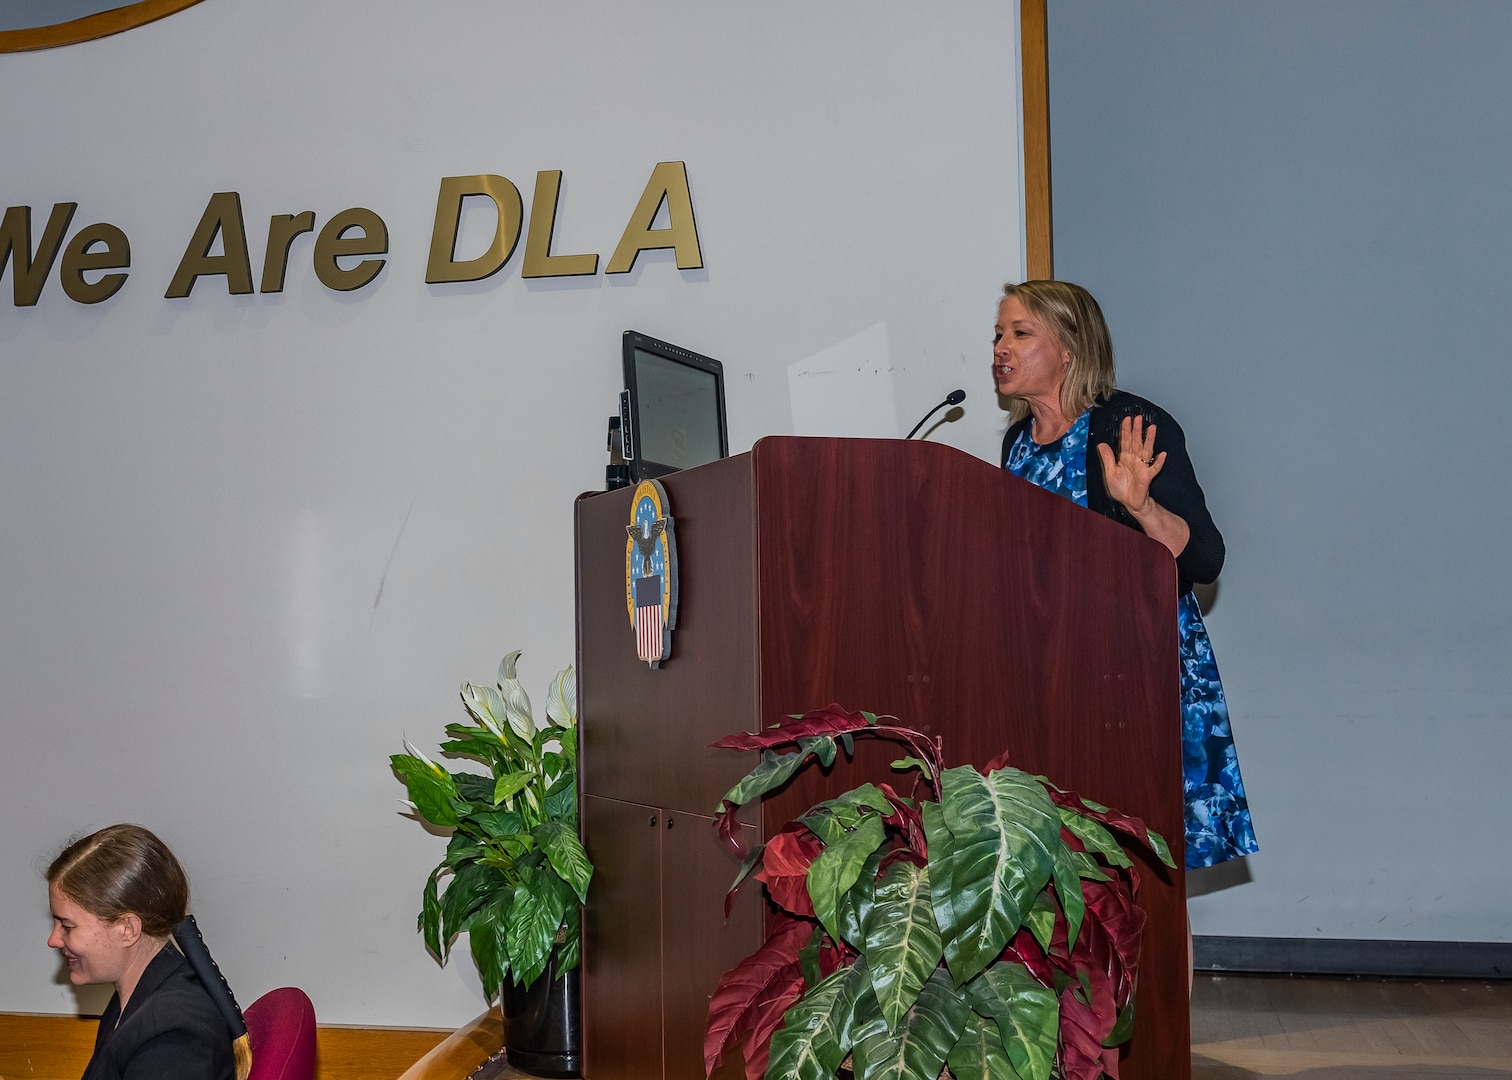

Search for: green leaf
xmin=552 ymin=725 xmax=578 ymax=763
xmin=467 ymin=809 xmax=526 ymax=842
xmin=934 ymin=766 xmax=1058 ymax=985
xmin=442 ymin=831 xmax=485 ymax=869
xmin=807 ymin=813 xmax=887 ymax=945
xmin=506 ymin=864 xmax=572 ymax=990
xmin=392 ymin=754 xmax=460 ymax=828
xmin=922 ymin=800 xmax=958 ymax=939
xmin=798 ymin=924 xmax=825 ymax=989
xmin=1070 ymin=849 xmax=1110 ymax=882
xmin=451 ymin=771 xmax=499 ymax=805
xmin=798 ymin=735 xmax=837 ymax=768
xmin=1104 ymin=999 xmax=1136 ymax=1047
xmin=440 ymin=862 xmax=505 ymax=947
xmin=947 ymin=1013 xmax=1021 ymax=1080
xmin=493 ymin=771 xmax=533 ymax=806
xmin=850 ymin=966 xmax=969 ymax=1080
xmin=765 ymin=960 xmax=873 ymax=1080
xmin=836 ymin=847 xmax=884 ymax=947
xmin=890 ymin=756 xmax=934 ymax=781
xmin=439 ymin=734 xmax=501 ymax=762
xmin=717 ymin=748 xmax=807 ymax=812
xmin=479 ymin=836 xmax=530 ymax=871
xmin=555 ymin=915 xmax=582 ymax=973
xmin=1146 ymin=826 xmax=1175 ymax=869
xmin=819 ymin=784 xmax=896 ymax=829
xmin=544 ymin=781 xmax=577 ymax=823
xmin=798 ymin=808 xmax=848 ymax=847
xmin=1024 ymin=892 xmax=1056 ymax=953
xmin=468 ymin=891 xmax=513 ymax=1000
xmin=964 ymin=961 xmax=1058 ymax=1080
xmin=1057 ymin=807 xmax=1132 ymax=869
xmin=1052 ymin=842 xmax=1086 ymax=953
xmin=861 ymin=860 xmax=943 ymax=1031
xmin=420 ymin=865 xmax=444 ymax=959
xmin=533 ymin=821 xmax=594 ymax=903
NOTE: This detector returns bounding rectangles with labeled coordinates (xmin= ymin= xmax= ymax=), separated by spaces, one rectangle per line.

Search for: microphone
xmin=906 ymin=389 xmax=966 ymax=440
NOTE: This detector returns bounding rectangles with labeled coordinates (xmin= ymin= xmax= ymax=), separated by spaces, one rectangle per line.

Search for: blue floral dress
xmin=1006 ymin=412 xmax=1258 ymax=869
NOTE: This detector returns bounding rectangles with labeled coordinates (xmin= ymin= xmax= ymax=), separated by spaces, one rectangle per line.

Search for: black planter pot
xmin=501 ymin=955 xmax=581 ymax=1078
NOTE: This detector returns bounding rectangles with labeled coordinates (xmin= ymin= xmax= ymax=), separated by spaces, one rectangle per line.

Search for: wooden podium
xmin=575 ymin=436 xmax=1187 ymax=1080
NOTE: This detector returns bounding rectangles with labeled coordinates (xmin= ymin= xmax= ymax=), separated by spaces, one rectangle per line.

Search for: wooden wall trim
xmin=1021 ymin=0 xmax=1054 ymax=280
xmin=0 ymin=0 xmax=206 ymax=53
xmin=396 ymin=1009 xmax=505 ymax=1080
xmin=0 ymin=1012 xmax=95 ymax=1080
xmin=0 ymin=1012 xmax=452 ymax=1080
xmin=316 ymin=1024 xmax=454 ymax=1080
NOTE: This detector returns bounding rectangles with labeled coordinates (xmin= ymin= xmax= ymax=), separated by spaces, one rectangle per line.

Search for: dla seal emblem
xmin=624 ymin=479 xmax=678 ymax=667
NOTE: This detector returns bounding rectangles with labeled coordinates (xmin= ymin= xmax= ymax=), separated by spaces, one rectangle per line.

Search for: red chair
xmin=244 ymin=987 xmax=317 ymax=1080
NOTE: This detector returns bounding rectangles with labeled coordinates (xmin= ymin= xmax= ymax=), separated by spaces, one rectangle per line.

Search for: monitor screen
xmin=622 ymin=331 xmax=728 ymax=480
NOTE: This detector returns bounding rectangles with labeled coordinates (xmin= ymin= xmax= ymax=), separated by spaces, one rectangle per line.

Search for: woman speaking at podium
xmin=993 ymin=280 xmax=1257 ymax=872
xmin=46 ymin=824 xmax=247 ymax=1080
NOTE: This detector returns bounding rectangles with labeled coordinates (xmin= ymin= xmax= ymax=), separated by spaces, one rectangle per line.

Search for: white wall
xmin=0 ymin=1 xmax=1025 ymax=1024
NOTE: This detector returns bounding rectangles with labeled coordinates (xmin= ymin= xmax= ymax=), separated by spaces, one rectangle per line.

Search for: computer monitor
xmin=620 ymin=330 xmax=729 ymax=481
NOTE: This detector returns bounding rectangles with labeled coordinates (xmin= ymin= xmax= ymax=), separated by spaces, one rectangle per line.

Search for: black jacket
xmin=83 ymin=946 xmax=234 ymax=1080
xmin=1001 ymin=389 xmax=1225 ymax=593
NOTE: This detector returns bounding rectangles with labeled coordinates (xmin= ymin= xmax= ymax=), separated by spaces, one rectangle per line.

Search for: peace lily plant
xmin=704 ymin=706 xmax=1173 ymax=1080
xmin=392 ymin=651 xmax=593 ymax=997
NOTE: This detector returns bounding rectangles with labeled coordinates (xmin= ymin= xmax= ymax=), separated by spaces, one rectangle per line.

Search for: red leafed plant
xmin=703 ymin=706 xmax=1175 ymax=1080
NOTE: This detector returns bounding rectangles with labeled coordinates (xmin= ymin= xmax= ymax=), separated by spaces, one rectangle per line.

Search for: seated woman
xmin=47 ymin=824 xmax=248 ymax=1080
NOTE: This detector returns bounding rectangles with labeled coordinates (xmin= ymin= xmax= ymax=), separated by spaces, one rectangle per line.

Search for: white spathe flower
xmin=545 ymin=666 xmax=577 ymax=729
xmin=403 ymin=739 xmax=443 ymax=774
xmin=497 ymin=649 xmax=536 ymax=739
xmin=459 ymin=683 xmax=508 ymax=742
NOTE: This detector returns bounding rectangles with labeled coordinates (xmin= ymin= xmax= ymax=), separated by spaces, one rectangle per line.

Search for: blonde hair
xmin=1000 ymin=280 xmax=1116 ymax=424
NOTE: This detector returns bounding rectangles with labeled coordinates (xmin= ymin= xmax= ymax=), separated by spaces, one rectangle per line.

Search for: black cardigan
xmin=1000 ymin=390 xmax=1225 ymax=593
xmin=83 ymin=945 xmax=234 ymax=1080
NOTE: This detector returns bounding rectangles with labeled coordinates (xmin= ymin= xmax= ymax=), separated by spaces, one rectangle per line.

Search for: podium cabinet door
xmin=661 ymin=810 xmax=762 ymax=1080
xmin=583 ymin=794 xmax=664 ymax=1080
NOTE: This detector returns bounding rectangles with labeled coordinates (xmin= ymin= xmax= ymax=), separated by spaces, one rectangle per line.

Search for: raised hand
xmin=1096 ymin=414 xmax=1166 ymax=515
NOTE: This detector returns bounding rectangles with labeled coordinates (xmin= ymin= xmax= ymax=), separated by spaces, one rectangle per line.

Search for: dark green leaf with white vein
xmin=965 ymin=960 xmax=1058 ymax=1080
xmin=765 ymin=960 xmax=874 ymax=1080
xmin=861 ymin=859 xmax=943 ymax=1030
xmin=934 ymin=765 xmax=1058 ymax=985
xmin=849 ymin=966 xmax=970 ymax=1080
xmin=808 ymin=812 xmax=888 ymax=944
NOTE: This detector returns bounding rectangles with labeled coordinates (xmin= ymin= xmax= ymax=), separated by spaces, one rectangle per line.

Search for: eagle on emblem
xmin=626 ymin=518 xmax=667 ymax=565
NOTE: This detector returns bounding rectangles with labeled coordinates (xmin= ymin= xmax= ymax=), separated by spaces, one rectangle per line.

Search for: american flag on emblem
xmin=634 ymin=574 xmax=664 ymax=664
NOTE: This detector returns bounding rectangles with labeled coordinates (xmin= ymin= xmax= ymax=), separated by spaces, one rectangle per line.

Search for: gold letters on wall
xmin=426 ymin=174 xmax=525 ymax=285
xmin=1 ymin=161 xmax=701 ymax=307
xmin=607 ymin=161 xmax=702 ymax=274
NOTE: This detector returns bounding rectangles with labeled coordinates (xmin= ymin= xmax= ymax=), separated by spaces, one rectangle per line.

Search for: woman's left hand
xmin=1096 ymin=414 xmax=1191 ymax=558
xmin=1096 ymin=414 xmax=1165 ymax=514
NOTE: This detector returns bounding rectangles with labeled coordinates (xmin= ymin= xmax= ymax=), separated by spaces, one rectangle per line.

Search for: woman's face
xmin=48 ymin=885 xmax=129 ymax=987
xmin=993 ymin=295 xmax=1072 ymax=403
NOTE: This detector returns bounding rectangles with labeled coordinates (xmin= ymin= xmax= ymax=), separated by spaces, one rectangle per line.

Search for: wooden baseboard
xmin=0 ymin=1013 xmax=451 ymax=1080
